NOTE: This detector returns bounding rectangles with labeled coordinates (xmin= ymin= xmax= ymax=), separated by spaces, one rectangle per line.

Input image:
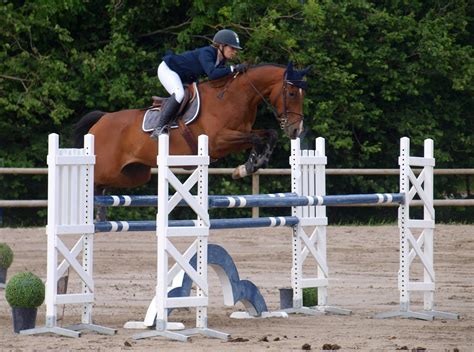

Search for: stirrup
xmin=150 ymin=125 xmax=170 ymax=140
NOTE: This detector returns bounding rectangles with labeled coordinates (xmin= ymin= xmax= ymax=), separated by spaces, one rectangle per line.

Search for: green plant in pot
xmin=279 ymin=287 xmax=318 ymax=309
xmin=5 ymin=272 xmax=45 ymax=333
xmin=0 ymin=243 xmax=14 ymax=288
xmin=303 ymin=287 xmax=318 ymax=307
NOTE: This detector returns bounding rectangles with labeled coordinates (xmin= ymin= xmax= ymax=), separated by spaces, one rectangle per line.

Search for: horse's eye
xmin=289 ymin=92 xmax=296 ymax=98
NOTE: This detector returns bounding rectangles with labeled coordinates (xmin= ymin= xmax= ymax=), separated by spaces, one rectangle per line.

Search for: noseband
xmin=245 ymin=74 xmax=304 ymax=131
xmin=278 ymin=79 xmax=305 ymax=130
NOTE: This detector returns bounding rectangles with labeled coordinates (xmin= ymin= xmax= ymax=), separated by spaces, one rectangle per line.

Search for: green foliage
xmin=0 ymin=243 xmax=14 ymax=269
xmin=303 ymin=287 xmax=318 ymax=307
xmin=5 ymin=272 xmax=45 ymax=308
xmin=1 ymin=0 xmax=472 ymax=225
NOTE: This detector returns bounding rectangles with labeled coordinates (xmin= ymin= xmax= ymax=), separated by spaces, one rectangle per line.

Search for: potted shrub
xmin=303 ymin=287 xmax=318 ymax=307
xmin=279 ymin=287 xmax=318 ymax=309
xmin=5 ymin=272 xmax=45 ymax=333
xmin=0 ymin=243 xmax=14 ymax=288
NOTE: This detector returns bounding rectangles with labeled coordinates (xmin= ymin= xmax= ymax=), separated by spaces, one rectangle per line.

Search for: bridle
xmin=245 ymin=73 xmax=305 ymax=131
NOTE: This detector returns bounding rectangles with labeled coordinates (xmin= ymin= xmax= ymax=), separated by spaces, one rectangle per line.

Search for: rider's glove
xmin=233 ymin=64 xmax=248 ymax=73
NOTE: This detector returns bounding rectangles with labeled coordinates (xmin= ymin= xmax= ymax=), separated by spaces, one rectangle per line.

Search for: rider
xmin=151 ymin=29 xmax=247 ymax=138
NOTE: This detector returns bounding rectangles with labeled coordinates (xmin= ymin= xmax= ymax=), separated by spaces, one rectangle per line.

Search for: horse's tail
xmin=73 ymin=110 xmax=106 ymax=147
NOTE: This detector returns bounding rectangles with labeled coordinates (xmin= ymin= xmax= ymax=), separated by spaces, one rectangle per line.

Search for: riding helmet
xmin=213 ymin=29 xmax=242 ymax=50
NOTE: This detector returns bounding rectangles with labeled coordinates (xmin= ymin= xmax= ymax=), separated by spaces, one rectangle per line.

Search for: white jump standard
xmin=20 ymin=134 xmax=117 ymax=337
xmin=375 ymin=138 xmax=459 ymax=320
xmin=28 ymin=132 xmax=458 ymax=342
xmin=133 ymin=135 xmax=229 ymax=342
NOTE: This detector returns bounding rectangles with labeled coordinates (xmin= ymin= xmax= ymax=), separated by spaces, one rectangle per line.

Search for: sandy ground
xmin=0 ymin=224 xmax=472 ymax=351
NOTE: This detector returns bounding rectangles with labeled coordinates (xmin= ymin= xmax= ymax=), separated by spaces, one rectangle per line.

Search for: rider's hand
xmin=233 ymin=64 xmax=248 ymax=73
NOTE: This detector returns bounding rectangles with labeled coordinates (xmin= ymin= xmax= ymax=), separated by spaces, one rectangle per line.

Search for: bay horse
xmin=74 ymin=62 xmax=309 ymax=190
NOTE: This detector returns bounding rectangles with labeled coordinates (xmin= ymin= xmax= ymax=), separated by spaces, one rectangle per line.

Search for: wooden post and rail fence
xmin=0 ymin=167 xmax=473 ymax=218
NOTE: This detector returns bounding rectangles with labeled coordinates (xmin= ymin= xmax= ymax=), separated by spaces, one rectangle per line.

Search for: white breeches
xmin=157 ymin=61 xmax=184 ymax=103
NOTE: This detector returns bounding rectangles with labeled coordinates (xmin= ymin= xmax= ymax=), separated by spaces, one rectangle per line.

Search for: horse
xmin=74 ymin=61 xmax=310 ymax=190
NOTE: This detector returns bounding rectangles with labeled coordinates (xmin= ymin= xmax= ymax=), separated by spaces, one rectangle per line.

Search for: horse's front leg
xmin=232 ymin=129 xmax=278 ymax=179
xmin=252 ymin=129 xmax=278 ymax=169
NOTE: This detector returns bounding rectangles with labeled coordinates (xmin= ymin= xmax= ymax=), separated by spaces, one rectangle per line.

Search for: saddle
xmin=142 ymin=83 xmax=200 ymax=132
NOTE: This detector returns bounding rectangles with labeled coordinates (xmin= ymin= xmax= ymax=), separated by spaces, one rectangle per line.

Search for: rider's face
xmin=223 ymin=45 xmax=238 ymax=60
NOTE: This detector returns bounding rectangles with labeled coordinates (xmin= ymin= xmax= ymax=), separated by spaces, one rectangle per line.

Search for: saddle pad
xmin=142 ymin=82 xmax=200 ymax=132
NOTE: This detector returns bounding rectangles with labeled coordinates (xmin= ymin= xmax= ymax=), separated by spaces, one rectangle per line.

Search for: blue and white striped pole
xmin=94 ymin=193 xmax=404 ymax=208
xmin=94 ymin=193 xmax=296 ymax=207
xmin=208 ymin=193 xmax=404 ymax=208
xmin=94 ymin=216 xmax=300 ymax=233
xmin=95 ymin=193 xmax=404 ymax=208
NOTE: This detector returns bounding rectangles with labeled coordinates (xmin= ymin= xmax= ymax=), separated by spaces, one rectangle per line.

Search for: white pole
xmin=423 ymin=139 xmax=435 ymax=310
xmin=290 ymin=138 xmax=303 ymax=308
xmin=315 ymin=137 xmax=327 ymax=306
xmin=156 ymin=134 xmax=170 ymax=331
xmin=81 ymin=134 xmax=95 ymax=324
xmin=399 ymin=137 xmax=410 ymax=312
xmin=45 ymin=134 xmax=60 ymax=328
xmin=196 ymin=135 xmax=209 ymax=329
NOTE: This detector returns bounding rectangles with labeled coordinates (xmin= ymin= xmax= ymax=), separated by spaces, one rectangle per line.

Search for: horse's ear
xmin=287 ymin=61 xmax=294 ymax=73
xmin=300 ymin=65 xmax=312 ymax=76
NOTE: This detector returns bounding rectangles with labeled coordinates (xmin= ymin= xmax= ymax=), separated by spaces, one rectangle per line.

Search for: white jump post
xmin=288 ymin=136 xmax=458 ymax=320
xmin=376 ymin=138 xmax=459 ymax=320
xmin=22 ymin=134 xmax=116 ymax=337
xmin=287 ymin=137 xmax=351 ymax=315
xmin=132 ymin=134 xmax=229 ymax=342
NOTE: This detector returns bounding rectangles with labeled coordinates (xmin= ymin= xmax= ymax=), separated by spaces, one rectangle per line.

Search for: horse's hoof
xmin=232 ymin=165 xmax=247 ymax=179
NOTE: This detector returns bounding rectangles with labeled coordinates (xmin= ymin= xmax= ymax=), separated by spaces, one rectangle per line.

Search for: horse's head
xmin=271 ymin=62 xmax=310 ymax=139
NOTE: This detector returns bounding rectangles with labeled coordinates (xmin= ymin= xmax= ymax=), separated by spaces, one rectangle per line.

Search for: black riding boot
xmin=150 ymin=94 xmax=181 ymax=139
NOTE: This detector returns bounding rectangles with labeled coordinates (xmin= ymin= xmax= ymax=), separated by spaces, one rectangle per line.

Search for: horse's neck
xmin=244 ymin=67 xmax=283 ymax=103
xmin=199 ymin=66 xmax=283 ymax=121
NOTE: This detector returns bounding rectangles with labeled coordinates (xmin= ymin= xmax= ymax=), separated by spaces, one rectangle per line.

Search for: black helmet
xmin=213 ymin=29 xmax=242 ymax=50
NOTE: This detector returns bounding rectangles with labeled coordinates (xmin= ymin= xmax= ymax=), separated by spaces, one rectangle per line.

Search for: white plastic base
xmin=21 ymin=323 xmax=117 ymax=338
xmin=376 ymin=309 xmax=459 ymax=321
xmin=133 ymin=327 xmax=229 ymax=342
xmin=123 ymin=321 xmax=185 ymax=330
xmin=230 ymin=311 xmax=288 ymax=319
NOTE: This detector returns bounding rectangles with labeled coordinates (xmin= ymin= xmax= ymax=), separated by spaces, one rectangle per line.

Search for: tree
xmin=1 ymin=0 xmax=472 ymax=225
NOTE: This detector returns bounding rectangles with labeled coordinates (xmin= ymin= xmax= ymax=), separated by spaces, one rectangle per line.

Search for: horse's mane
xmin=204 ymin=63 xmax=286 ymax=88
xmin=249 ymin=63 xmax=286 ymax=69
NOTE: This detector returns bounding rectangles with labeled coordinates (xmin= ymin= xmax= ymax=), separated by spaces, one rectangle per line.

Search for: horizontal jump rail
xmin=94 ymin=216 xmax=300 ymax=232
xmin=5 ymin=199 xmax=474 ymax=208
xmin=93 ymin=193 xmax=404 ymax=208
xmin=209 ymin=193 xmax=404 ymax=208
xmin=93 ymin=193 xmax=295 ymax=207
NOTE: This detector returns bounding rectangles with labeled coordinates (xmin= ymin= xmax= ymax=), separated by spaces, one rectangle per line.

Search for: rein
xmin=216 ymin=76 xmax=236 ymax=100
xmin=244 ymin=73 xmax=304 ymax=130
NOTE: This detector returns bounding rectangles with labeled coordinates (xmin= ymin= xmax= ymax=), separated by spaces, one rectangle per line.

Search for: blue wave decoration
xmin=168 ymin=244 xmax=267 ymax=316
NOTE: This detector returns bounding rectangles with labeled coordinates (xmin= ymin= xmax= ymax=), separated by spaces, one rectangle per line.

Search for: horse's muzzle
xmin=287 ymin=121 xmax=304 ymax=139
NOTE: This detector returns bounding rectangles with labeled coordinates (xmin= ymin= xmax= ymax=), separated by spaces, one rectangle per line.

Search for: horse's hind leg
xmin=120 ymin=163 xmax=152 ymax=188
xmin=95 ymin=187 xmax=107 ymax=222
xmin=93 ymin=165 xmax=151 ymax=221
